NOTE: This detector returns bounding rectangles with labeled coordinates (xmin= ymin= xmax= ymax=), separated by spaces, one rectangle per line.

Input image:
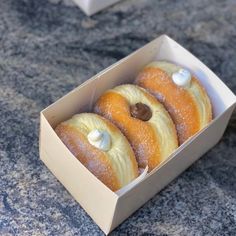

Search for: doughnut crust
xmin=136 ymin=61 xmax=212 ymax=144
xmin=94 ymin=84 xmax=178 ymax=171
xmin=55 ymin=113 xmax=138 ymax=191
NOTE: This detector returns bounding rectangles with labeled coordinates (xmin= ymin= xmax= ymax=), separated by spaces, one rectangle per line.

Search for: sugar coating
xmin=56 ymin=113 xmax=138 ymax=190
xmin=56 ymin=123 xmax=119 ymax=190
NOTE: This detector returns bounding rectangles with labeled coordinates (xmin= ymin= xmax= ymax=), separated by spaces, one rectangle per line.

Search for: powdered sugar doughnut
xmin=94 ymin=84 xmax=178 ymax=171
xmin=55 ymin=113 xmax=138 ymax=191
xmin=136 ymin=61 xmax=212 ymax=144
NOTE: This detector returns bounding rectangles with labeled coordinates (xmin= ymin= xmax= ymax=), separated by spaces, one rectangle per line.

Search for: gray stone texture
xmin=0 ymin=0 xmax=236 ymax=235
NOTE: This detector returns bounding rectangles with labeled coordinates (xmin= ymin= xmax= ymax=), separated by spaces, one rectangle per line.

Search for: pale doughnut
xmin=55 ymin=113 xmax=138 ymax=191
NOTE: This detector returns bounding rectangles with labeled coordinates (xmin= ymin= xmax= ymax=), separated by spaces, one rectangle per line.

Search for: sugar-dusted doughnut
xmin=94 ymin=84 xmax=178 ymax=171
xmin=136 ymin=61 xmax=212 ymax=144
xmin=55 ymin=113 xmax=138 ymax=191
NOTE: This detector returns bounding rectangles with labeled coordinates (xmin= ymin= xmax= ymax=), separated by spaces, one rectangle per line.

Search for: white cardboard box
xmin=73 ymin=0 xmax=122 ymax=16
xmin=39 ymin=35 xmax=236 ymax=234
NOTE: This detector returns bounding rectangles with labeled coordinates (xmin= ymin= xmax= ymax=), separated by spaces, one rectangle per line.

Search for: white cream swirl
xmin=87 ymin=129 xmax=111 ymax=151
xmin=172 ymin=68 xmax=191 ymax=88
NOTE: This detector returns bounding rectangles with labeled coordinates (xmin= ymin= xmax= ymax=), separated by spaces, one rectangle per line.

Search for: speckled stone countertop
xmin=0 ymin=0 xmax=236 ymax=235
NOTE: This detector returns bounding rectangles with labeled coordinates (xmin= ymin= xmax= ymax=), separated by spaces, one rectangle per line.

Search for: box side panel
xmin=40 ymin=113 xmax=118 ymax=234
xmin=110 ymin=105 xmax=235 ymax=232
xmin=157 ymin=36 xmax=236 ymax=117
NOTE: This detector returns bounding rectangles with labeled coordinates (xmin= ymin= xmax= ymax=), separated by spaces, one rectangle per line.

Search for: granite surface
xmin=0 ymin=0 xmax=236 ymax=235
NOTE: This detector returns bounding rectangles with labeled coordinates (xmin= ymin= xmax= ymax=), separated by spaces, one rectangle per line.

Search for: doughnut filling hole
xmin=130 ymin=102 xmax=152 ymax=121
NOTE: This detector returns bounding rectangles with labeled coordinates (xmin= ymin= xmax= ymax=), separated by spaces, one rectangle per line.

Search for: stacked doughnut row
xmin=55 ymin=61 xmax=212 ymax=191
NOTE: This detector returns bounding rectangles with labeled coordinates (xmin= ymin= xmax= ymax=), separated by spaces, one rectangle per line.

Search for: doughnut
xmin=55 ymin=113 xmax=138 ymax=191
xmin=135 ymin=61 xmax=212 ymax=144
xmin=94 ymin=84 xmax=178 ymax=171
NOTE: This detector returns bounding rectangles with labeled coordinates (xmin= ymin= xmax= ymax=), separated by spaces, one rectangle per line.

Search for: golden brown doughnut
xmin=94 ymin=84 xmax=178 ymax=171
xmin=136 ymin=61 xmax=212 ymax=144
xmin=55 ymin=113 xmax=138 ymax=191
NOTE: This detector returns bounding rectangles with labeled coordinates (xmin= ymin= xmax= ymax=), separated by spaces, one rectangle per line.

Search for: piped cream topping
xmin=87 ymin=129 xmax=111 ymax=151
xmin=146 ymin=61 xmax=211 ymax=128
xmin=172 ymin=69 xmax=191 ymax=88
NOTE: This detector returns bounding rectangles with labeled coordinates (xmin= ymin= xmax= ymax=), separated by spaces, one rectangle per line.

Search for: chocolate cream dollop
xmin=130 ymin=102 xmax=152 ymax=121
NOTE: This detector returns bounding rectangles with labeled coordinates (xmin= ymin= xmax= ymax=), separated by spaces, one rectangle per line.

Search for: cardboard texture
xmin=72 ymin=0 xmax=121 ymax=16
xmin=39 ymin=35 xmax=236 ymax=234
